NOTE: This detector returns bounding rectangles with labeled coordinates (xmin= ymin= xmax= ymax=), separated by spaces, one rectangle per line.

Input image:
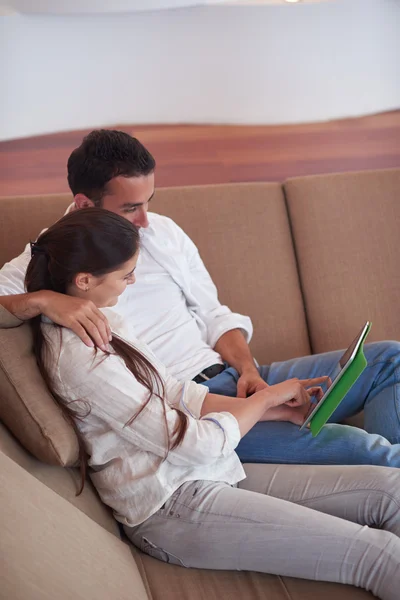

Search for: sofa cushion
xmin=0 ymin=451 xmax=148 ymax=600
xmin=284 ymin=168 xmax=400 ymax=353
xmin=0 ymin=192 xmax=70 ymax=268
xmin=151 ymin=183 xmax=311 ymax=363
xmin=0 ymin=305 xmax=79 ymax=466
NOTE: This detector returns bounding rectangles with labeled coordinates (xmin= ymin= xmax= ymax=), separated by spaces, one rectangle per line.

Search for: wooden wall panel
xmin=1 ymin=111 xmax=399 ymax=196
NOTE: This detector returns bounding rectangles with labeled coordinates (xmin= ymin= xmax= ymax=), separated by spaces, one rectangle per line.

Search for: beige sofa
xmin=1 ymin=168 xmax=399 ymax=600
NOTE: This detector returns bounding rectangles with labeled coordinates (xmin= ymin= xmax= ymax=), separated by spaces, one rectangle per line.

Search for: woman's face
xmin=71 ymin=252 xmax=139 ymax=308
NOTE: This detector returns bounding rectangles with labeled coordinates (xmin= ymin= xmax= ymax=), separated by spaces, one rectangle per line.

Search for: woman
xmin=25 ymin=208 xmax=400 ymax=599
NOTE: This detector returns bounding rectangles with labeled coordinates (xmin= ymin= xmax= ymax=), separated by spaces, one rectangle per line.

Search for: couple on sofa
xmin=1 ymin=130 xmax=400 ymax=599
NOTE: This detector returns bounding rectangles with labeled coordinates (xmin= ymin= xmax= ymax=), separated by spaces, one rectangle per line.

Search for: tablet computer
xmin=300 ymin=321 xmax=372 ymax=436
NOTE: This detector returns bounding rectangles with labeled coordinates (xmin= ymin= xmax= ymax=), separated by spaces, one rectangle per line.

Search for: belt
xmin=193 ymin=363 xmax=225 ymax=384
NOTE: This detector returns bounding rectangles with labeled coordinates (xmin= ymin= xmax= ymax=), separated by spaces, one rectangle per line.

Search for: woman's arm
xmin=201 ymin=377 xmax=328 ymax=435
xmin=56 ymin=332 xmax=326 ymax=467
xmin=57 ymin=335 xmax=242 ymax=467
xmin=201 ymin=391 xmax=272 ymax=438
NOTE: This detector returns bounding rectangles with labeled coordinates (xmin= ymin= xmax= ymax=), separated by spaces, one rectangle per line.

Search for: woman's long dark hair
xmin=25 ymin=208 xmax=188 ymax=494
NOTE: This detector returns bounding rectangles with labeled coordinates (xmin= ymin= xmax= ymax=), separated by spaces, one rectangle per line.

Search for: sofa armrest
xmin=0 ymin=451 xmax=149 ymax=600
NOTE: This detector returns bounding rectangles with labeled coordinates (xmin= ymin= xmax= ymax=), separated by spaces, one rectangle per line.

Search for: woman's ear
xmin=74 ymin=273 xmax=91 ymax=293
xmin=74 ymin=194 xmax=96 ymax=210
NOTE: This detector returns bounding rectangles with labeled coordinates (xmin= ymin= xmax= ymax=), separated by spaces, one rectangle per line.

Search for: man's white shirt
xmin=0 ymin=212 xmax=253 ymax=381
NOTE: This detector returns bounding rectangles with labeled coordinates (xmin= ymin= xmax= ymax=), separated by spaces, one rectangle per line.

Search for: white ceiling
xmin=0 ymin=0 xmax=335 ymax=16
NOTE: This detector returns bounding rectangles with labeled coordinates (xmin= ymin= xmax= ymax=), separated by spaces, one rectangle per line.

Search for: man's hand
xmin=39 ymin=291 xmax=112 ymax=350
xmin=237 ymin=367 xmax=269 ymax=398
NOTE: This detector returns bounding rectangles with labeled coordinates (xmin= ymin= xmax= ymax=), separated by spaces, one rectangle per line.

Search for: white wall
xmin=1 ymin=0 xmax=399 ymax=141
xmin=0 ymin=0 xmax=335 ymax=15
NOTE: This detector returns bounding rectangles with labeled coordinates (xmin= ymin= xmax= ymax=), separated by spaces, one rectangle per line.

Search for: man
xmin=1 ymin=129 xmax=400 ymax=466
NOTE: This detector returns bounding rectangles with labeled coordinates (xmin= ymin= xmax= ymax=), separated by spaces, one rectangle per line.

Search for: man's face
xmin=100 ymin=173 xmax=155 ymax=228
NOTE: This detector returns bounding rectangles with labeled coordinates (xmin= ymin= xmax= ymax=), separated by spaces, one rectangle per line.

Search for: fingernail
xmin=100 ymin=344 xmax=107 ymax=352
xmin=109 ymin=335 xmax=112 ymax=341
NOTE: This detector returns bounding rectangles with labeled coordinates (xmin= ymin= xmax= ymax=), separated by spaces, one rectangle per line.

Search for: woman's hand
xmin=256 ymin=376 xmax=330 ymax=424
xmin=260 ymin=402 xmax=314 ymax=426
xmin=38 ymin=290 xmax=112 ymax=350
xmin=266 ymin=377 xmax=329 ymax=407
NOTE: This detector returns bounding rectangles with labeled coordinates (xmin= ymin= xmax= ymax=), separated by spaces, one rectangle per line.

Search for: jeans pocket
xmin=140 ymin=536 xmax=188 ymax=567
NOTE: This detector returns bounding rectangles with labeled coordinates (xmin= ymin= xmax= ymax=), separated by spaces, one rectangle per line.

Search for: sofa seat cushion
xmin=135 ymin=546 xmax=373 ymax=600
xmin=0 ymin=305 xmax=79 ymax=466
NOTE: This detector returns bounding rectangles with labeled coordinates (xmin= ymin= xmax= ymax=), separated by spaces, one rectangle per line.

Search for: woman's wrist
xmin=0 ymin=292 xmax=46 ymax=321
xmin=33 ymin=289 xmax=52 ymax=313
xmin=24 ymin=290 xmax=55 ymax=319
xmin=253 ymin=387 xmax=278 ymax=411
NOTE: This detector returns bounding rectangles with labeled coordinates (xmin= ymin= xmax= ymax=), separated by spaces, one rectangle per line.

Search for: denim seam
xmin=157 ymin=505 xmax=263 ymax=524
xmin=296 ymin=488 xmax=400 ymax=510
xmin=241 ymin=457 xmax=345 ymax=465
xmin=162 ymin=500 xmax=328 ymax=527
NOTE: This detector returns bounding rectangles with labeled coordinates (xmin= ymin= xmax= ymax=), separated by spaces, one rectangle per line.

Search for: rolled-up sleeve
xmin=0 ymin=245 xmax=31 ymax=296
xmin=174 ymin=379 xmax=208 ymax=419
xmin=57 ymin=338 xmax=240 ymax=469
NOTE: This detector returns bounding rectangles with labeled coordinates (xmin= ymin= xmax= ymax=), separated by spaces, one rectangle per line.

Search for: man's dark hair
xmin=67 ymin=129 xmax=156 ymax=206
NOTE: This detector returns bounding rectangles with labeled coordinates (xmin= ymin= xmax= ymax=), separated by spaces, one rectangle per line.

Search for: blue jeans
xmin=201 ymin=341 xmax=400 ymax=467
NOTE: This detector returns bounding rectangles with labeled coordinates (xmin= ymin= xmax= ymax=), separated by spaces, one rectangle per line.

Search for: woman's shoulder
xmin=41 ymin=319 xmax=97 ymax=370
xmin=41 ymin=308 xmax=162 ymax=376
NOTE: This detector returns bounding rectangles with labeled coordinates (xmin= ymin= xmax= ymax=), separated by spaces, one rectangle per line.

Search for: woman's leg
xmin=125 ymin=470 xmax=400 ymax=600
xmin=240 ymin=463 xmax=400 ymax=538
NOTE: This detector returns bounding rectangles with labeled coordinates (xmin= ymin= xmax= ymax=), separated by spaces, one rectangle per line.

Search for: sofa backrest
xmin=0 ymin=193 xmax=71 ymax=263
xmin=149 ymin=183 xmax=310 ymax=363
xmin=284 ymin=168 xmax=400 ymax=353
xmin=0 ymin=183 xmax=311 ymax=364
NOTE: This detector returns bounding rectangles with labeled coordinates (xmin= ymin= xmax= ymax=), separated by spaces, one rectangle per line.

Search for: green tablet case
xmin=310 ymin=322 xmax=372 ymax=436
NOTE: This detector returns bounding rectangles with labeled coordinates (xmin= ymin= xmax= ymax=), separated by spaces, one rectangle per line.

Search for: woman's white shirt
xmin=43 ymin=309 xmax=245 ymax=526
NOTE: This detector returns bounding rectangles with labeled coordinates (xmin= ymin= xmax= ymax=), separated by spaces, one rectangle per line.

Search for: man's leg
xmin=236 ymin=419 xmax=400 ymax=466
xmin=264 ymin=341 xmax=400 ymax=442
xmin=203 ymin=341 xmax=400 ymax=466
